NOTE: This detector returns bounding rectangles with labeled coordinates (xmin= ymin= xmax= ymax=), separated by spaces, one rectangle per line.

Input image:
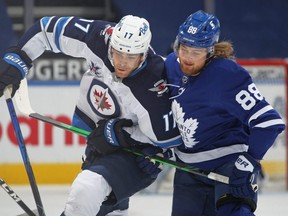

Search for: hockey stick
xmin=14 ymin=79 xmax=230 ymax=184
xmin=21 ymin=112 xmax=230 ymax=184
xmin=3 ymin=86 xmax=46 ymax=216
xmin=0 ymin=178 xmax=37 ymax=216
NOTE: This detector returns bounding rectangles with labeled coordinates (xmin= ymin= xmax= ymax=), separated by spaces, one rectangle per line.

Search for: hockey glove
xmin=0 ymin=47 xmax=32 ymax=97
xmin=136 ymin=146 xmax=173 ymax=178
xmin=86 ymin=118 xmax=133 ymax=155
xmin=229 ymin=153 xmax=261 ymax=199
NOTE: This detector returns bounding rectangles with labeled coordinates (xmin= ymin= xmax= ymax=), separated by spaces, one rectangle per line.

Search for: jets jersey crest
xmin=87 ymin=79 xmax=120 ymax=118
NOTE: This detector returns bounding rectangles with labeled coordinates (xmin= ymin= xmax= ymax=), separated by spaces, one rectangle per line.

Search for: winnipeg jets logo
xmin=88 ymin=80 xmax=120 ymax=118
xmin=172 ymin=100 xmax=199 ymax=148
xmin=101 ymin=24 xmax=113 ymax=44
xmin=89 ymin=62 xmax=101 ymax=77
xmin=93 ymin=88 xmax=112 ymax=110
xmin=139 ymin=22 xmax=148 ymax=36
xmin=148 ymin=79 xmax=168 ymax=96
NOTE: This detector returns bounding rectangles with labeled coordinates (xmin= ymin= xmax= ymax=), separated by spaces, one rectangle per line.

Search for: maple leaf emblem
xmin=172 ymin=100 xmax=199 ymax=148
xmin=93 ymin=88 xmax=112 ymax=110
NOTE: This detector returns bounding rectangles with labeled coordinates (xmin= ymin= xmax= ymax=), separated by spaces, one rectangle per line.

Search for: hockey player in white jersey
xmin=165 ymin=10 xmax=285 ymax=216
xmin=0 ymin=15 xmax=182 ymax=215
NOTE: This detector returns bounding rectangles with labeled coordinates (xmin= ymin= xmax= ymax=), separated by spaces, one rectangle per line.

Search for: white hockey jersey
xmin=17 ymin=16 xmax=182 ymax=148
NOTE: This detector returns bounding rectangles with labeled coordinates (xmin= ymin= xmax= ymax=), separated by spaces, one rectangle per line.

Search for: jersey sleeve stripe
xmin=40 ymin=16 xmax=54 ymax=51
xmin=54 ymin=17 xmax=73 ymax=52
xmin=248 ymin=105 xmax=273 ymax=125
xmin=41 ymin=16 xmax=53 ymax=30
xmin=254 ymin=119 xmax=285 ymax=128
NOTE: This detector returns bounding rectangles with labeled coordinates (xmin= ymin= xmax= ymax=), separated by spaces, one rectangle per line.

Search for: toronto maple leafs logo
xmin=172 ymin=100 xmax=199 ymax=148
xmin=87 ymin=79 xmax=120 ymax=118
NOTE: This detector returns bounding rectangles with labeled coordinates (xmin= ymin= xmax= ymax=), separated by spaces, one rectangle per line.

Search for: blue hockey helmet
xmin=177 ymin=10 xmax=220 ymax=48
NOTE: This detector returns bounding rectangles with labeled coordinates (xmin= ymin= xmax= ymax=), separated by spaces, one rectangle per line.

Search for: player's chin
xmin=115 ymin=69 xmax=130 ymax=78
xmin=181 ymin=65 xmax=195 ymax=75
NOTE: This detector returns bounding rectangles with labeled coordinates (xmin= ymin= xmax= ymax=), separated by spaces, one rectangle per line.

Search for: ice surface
xmin=0 ymin=185 xmax=287 ymax=216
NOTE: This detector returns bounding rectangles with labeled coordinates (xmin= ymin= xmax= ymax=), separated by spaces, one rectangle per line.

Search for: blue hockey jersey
xmin=16 ymin=16 xmax=182 ymax=148
xmin=165 ymin=52 xmax=285 ymax=170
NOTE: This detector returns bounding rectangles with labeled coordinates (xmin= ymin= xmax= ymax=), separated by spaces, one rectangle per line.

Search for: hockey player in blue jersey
xmin=0 ymin=15 xmax=182 ymax=215
xmin=165 ymin=10 xmax=285 ymax=216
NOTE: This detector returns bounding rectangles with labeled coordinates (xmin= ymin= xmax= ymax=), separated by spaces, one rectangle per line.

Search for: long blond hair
xmin=173 ymin=38 xmax=235 ymax=60
xmin=213 ymin=41 xmax=235 ymax=59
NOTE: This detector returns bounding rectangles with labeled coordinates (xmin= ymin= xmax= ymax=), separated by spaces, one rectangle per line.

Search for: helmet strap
xmin=108 ymin=43 xmax=114 ymax=66
xmin=108 ymin=42 xmax=148 ymax=73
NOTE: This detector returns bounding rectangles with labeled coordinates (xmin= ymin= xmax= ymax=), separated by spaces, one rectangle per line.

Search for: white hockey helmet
xmin=110 ymin=15 xmax=152 ymax=54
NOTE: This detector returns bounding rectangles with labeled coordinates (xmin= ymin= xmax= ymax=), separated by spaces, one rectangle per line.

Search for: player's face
xmin=111 ymin=48 xmax=143 ymax=78
xmin=178 ymin=45 xmax=207 ymax=76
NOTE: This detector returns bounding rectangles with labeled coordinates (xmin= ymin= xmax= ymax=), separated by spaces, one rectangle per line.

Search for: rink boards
xmin=0 ymin=77 xmax=286 ymax=184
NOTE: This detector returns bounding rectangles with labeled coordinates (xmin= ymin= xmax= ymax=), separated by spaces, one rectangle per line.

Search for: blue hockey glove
xmin=229 ymin=153 xmax=261 ymax=199
xmin=0 ymin=47 xmax=32 ymax=97
xmin=136 ymin=146 xmax=173 ymax=178
xmin=86 ymin=118 xmax=133 ymax=155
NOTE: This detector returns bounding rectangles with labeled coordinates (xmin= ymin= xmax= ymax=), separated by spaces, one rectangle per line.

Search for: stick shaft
xmin=30 ymin=113 xmax=229 ymax=184
xmin=14 ymin=78 xmax=229 ymax=184
xmin=0 ymin=178 xmax=36 ymax=216
xmin=4 ymin=88 xmax=46 ymax=216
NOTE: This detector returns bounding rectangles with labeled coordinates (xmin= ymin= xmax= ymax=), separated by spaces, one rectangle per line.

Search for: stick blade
xmin=14 ymin=78 xmax=35 ymax=116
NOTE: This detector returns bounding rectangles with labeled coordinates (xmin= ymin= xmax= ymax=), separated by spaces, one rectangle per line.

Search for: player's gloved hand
xmin=136 ymin=146 xmax=173 ymax=178
xmin=0 ymin=47 xmax=32 ymax=97
xmin=229 ymin=153 xmax=261 ymax=199
xmin=86 ymin=118 xmax=133 ymax=155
